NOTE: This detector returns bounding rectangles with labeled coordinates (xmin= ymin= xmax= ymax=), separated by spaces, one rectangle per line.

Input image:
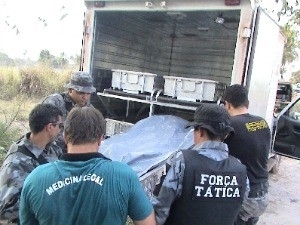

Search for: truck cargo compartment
xmin=91 ymin=10 xmax=239 ymax=85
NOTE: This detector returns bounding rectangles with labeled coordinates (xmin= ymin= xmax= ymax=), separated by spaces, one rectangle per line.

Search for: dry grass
xmin=0 ymin=65 xmax=71 ymax=158
xmin=0 ymin=66 xmax=71 ymax=100
xmin=0 ymin=66 xmax=145 ymax=220
xmin=0 ymin=67 xmax=22 ymax=100
xmin=0 ymin=98 xmax=39 ymax=122
xmin=0 ymin=98 xmax=39 ymax=152
xmin=18 ymin=66 xmax=71 ymax=97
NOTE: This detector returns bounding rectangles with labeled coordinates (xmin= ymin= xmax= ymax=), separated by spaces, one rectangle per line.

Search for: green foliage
xmin=0 ymin=52 xmax=15 ymax=66
xmin=277 ymin=0 xmax=299 ymax=18
xmin=0 ymin=67 xmax=22 ymax=100
xmin=281 ymin=23 xmax=300 ymax=74
xmin=18 ymin=66 xmax=71 ymax=97
xmin=275 ymin=1 xmax=300 ymax=74
xmin=0 ymin=65 xmax=73 ymax=163
xmin=0 ymin=101 xmax=24 ymax=153
xmin=0 ymin=97 xmax=33 ymax=164
xmin=0 ymin=65 xmax=72 ymax=100
xmin=0 ymin=119 xmax=20 ymax=151
xmin=39 ymin=49 xmax=54 ymax=62
xmin=289 ymin=70 xmax=300 ymax=83
xmin=70 ymin=54 xmax=81 ymax=66
xmin=38 ymin=49 xmax=70 ymax=69
xmin=0 ymin=98 xmax=38 ymax=129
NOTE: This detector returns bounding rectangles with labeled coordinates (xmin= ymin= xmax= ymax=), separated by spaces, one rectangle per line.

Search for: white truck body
xmin=80 ymin=0 xmax=285 ymax=130
xmin=78 ymin=0 xmax=300 ymax=189
xmin=245 ymin=8 xmax=285 ymax=128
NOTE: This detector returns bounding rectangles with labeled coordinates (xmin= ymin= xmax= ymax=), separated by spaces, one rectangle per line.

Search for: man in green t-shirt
xmin=19 ymin=107 xmax=156 ymax=225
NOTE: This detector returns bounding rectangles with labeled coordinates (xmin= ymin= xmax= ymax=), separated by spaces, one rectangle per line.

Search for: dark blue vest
xmin=165 ymin=150 xmax=247 ymax=225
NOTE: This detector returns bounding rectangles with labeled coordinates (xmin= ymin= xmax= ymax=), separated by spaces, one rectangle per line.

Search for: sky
xmin=0 ymin=0 xmax=296 ymax=76
xmin=0 ymin=0 xmax=281 ymax=61
xmin=0 ymin=0 xmax=86 ymax=60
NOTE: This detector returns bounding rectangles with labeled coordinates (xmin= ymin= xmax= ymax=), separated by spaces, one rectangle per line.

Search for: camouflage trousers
xmin=235 ymin=192 xmax=269 ymax=225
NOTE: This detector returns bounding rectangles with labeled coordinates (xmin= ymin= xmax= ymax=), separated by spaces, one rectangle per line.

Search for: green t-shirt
xmin=20 ymin=153 xmax=153 ymax=225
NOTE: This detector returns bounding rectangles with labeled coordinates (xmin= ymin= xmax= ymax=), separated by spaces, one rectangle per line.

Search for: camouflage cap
xmin=186 ymin=103 xmax=234 ymax=137
xmin=65 ymin=71 xmax=96 ymax=94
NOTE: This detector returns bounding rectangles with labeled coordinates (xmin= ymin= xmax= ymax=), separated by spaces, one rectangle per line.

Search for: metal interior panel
xmin=93 ymin=10 xmax=240 ymax=84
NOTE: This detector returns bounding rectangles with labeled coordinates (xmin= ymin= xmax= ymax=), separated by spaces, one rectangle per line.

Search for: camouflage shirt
xmin=151 ymin=140 xmax=250 ymax=225
xmin=42 ymin=92 xmax=93 ymax=121
xmin=0 ymin=133 xmax=62 ymax=222
xmin=42 ymin=92 xmax=94 ymax=151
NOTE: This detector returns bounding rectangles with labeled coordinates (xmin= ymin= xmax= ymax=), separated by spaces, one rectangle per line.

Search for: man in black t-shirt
xmin=223 ymin=84 xmax=271 ymax=225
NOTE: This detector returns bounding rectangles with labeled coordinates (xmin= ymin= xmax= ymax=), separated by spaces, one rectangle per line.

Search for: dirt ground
xmin=258 ymin=156 xmax=300 ymax=225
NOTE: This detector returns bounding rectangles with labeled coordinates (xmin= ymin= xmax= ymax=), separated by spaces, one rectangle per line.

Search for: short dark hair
xmin=194 ymin=126 xmax=219 ymax=140
xmin=223 ymin=84 xmax=249 ymax=108
xmin=64 ymin=107 xmax=106 ymax=145
xmin=29 ymin=104 xmax=63 ymax=134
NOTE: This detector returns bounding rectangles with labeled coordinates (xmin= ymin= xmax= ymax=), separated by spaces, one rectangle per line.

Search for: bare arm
xmin=133 ymin=210 xmax=156 ymax=225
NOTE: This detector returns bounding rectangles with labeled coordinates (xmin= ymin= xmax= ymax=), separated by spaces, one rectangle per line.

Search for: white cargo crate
xmin=163 ymin=76 xmax=217 ymax=102
xmin=111 ymin=69 xmax=164 ymax=94
xmin=105 ymin=118 xmax=134 ymax=137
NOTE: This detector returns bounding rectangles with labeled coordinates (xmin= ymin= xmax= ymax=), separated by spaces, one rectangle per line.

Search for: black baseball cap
xmin=186 ymin=103 xmax=234 ymax=137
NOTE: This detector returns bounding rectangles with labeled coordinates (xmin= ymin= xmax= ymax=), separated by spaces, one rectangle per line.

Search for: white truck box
xmin=163 ymin=76 xmax=217 ymax=102
xmin=111 ymin=69 xmax=164 ymax=94
xmin=81 ymin=0 xmax=286 ymax=175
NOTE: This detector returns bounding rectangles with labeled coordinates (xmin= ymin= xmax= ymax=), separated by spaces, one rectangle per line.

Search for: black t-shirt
xmin=224 ymin=113 xmax=271 ymax=186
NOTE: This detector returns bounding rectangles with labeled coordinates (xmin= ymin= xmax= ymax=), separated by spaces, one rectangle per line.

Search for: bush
xmin=0 ymin=97 xmax=41 ymax=165
xmin=0 ymin=120 xmax=19 ymax=151
xmin=0 ymin=105 xmax=25 ymax=165
xmin=0 ymin=65 xmax=73 ymax=164
xmin=0 ymin=66 xmax=72 ymax=100
xmin=0 ymin=98 xmax=28 ymax=149
xmin=0 ymin=119 xmax=23 ymax=166
xmin=19 ymin=66 xmax=72 ymax=98
xmin=0 ymin=67 xmax=22 ymax=100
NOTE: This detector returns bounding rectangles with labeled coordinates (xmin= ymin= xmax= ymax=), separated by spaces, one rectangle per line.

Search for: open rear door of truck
xmin=273 ymin=96 xmax=300 ymax=159
xmin=245 ymin=7 xmax=285 ymax=128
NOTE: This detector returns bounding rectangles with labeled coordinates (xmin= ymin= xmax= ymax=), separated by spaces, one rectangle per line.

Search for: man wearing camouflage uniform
xmin=0 ymin=104 xmax=63 ymax=224
xmin=42 ymin=71 xmax=96 ymax=152
xmin=152 ymin=103 xmax=249 ymax=225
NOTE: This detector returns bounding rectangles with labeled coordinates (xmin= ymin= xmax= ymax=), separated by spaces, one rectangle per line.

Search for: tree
xmin=38 ymin=49 xmax=54 ymax=63
xmin=57 ymin=52 xmax=69 ymax=67
xmin=274 ymin=1 xmax=300 ymax=77
xmin=38 ymin=50 xmax=73 ymax=68
xmin=281 ymin=23 xmax=300 ymax=74
xmin=276 ymin=0 xmax=299 ymax=19
xmin=0 ymin=52 xmax=15 ymax=66
xmin=290 ymin=70 xmax=300 ymax=83
xmin=70 ymin=54 xmax=81 ymax=66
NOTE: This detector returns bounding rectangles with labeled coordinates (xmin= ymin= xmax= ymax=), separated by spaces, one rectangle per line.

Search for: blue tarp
xmin=99 ymin=115 xmax=194 ymax=177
